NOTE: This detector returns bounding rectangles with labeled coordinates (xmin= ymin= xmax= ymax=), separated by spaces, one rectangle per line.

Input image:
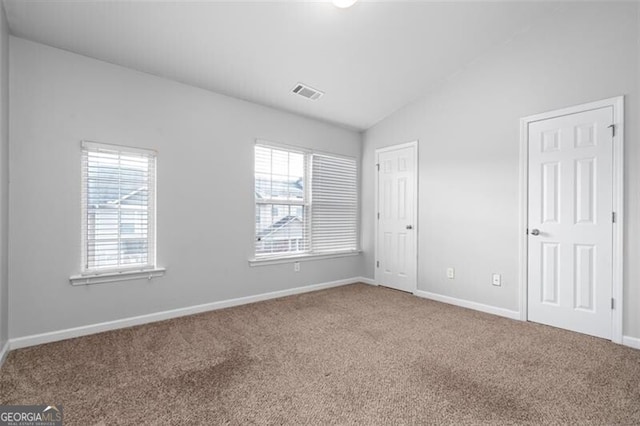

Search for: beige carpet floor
xmin=1 ymin=283 xmax=639 ymax=425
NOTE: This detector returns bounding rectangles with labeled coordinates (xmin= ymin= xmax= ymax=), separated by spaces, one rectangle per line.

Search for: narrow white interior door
xmin=528 ymin=106 xmax=613 ymax=339
xmin=376 ymin=144 xmax=417 ymax=293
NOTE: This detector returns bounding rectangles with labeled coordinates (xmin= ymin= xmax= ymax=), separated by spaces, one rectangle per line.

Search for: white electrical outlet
xmin=447 ymin=267 xmax=455 ymax=279
xmin=294 ymin=262 xmax=300 ymax=272
xmin=492 ymin=273 xmax=501 ymax=286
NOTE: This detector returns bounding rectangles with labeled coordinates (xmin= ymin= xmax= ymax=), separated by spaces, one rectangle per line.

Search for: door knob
xmin=530 ymin=229 xmax=540 ymax=236
xmin=406 ymin=225 xmax=413 ymax=230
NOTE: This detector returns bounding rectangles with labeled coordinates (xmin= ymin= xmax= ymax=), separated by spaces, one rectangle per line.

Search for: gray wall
xmin=9 ymin=37 xmax=364 ymax=339
xmin=362 ymin=3 xmax=640 ymax=337
xmin=0 ymin=4 xmax=9 ymax=347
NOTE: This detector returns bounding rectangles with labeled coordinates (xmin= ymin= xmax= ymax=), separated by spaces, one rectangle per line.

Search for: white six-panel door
xmin=375 ymin=143 xmax=417 ymax=293
xmin=527 ymin=107 xmax=613 ymax=339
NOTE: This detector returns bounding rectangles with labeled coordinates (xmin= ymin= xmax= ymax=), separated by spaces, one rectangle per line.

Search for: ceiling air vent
xmin=292 ymin=83 xmax=324 ymax=101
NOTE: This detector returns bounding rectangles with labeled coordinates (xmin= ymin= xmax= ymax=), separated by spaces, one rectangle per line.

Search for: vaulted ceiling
xmin=3 ymin=1 xmax=561 ymax=130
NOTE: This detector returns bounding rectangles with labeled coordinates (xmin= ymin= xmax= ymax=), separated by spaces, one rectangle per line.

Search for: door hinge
xmin=611 ymin=298 xmax=615 ymax=310
xmin=377 ymin=212 xmax=380 ymax=220
xmin=608 ymin=124 xmax=616 ymax=137
xmin=376 ymin=163 xmax=380 ymax=171
xmin=612 ymin=212 xmax=616 ymax=223
xmin=376 ymin=261 xmax=380 ymax=268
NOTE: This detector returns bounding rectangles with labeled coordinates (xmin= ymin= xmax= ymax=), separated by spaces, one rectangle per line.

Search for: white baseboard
xmin=9 ymin=277 xmax=364 ymax=350
xmin=8 ymin=276 xmax=632 ymax=356
xmin=622 ymin=335 xmax=640 ymax=350
xmin=414 ymin=290 xmax=521 ymax=320
xmin=356 ymin=276 xmax=376 ymax=286
xmin=0 ymin=340 xmax=9 ymax=369
xmin=415 ymin=291 xmax=640 ymax=349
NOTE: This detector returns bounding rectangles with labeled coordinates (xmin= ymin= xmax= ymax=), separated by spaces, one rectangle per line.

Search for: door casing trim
xmin=374 ymin=140 xmax=419 ymax=294
xmin=518 ymin=96 xmax=624 ymax=344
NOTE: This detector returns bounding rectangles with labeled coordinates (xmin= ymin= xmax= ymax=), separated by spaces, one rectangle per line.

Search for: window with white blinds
xmin=311 ymin=154 xmax=358 ymax=254
xmin=254 ymin=142 xmax=358 ymax=260
xmin=81 ymin=141 xmax=157 ymax=274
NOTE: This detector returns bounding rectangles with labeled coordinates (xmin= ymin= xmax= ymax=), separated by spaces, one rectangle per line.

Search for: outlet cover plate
xmin=492 ymin=273 xmax=501 ymax=286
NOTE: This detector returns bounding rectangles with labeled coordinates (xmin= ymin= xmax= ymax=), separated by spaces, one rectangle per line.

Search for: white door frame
xmin=374 ymin=140 xmax=419 ymax=293
xmin=518 ymin=96 xmax=624 ymax=343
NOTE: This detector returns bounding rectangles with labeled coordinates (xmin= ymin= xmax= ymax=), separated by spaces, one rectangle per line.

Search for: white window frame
xmin=255 ymin=143 xmax=311 ymax=259
xmin=70 ymin=140 xmax=165 ymax=285
xmin=250 ymin=140 xmax=360 ymax=266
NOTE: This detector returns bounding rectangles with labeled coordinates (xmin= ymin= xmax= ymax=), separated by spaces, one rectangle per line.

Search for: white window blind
xmin=81 ymin=141 xmax=157 ymax=274
xmin=311 ymin=154 xmax=358 ymax=254
xmin=254 ymin=142 xmax=358 ymax=260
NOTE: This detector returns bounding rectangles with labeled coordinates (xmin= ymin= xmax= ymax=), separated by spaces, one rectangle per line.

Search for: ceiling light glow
xmin=332 ymin=0 xmax=358 ymax=9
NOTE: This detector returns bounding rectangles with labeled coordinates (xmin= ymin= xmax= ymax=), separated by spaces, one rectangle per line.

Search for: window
xmin=310 ymin=154 xmax=358 ymax=254
xmin=81 ymin=141 xmax=157 ymax=274
xmin=254 ymin=142 xmax=358 ymax=260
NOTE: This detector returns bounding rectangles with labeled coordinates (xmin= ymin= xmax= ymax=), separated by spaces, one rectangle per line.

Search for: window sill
xmin=249 ymin=251 xmax=361 ymax=267
xmin=69 ymin=267 xmax=166 ymax=286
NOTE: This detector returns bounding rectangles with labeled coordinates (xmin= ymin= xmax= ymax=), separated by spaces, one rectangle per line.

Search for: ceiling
xmin=3 ymin=0 xmax=561 ymax=131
